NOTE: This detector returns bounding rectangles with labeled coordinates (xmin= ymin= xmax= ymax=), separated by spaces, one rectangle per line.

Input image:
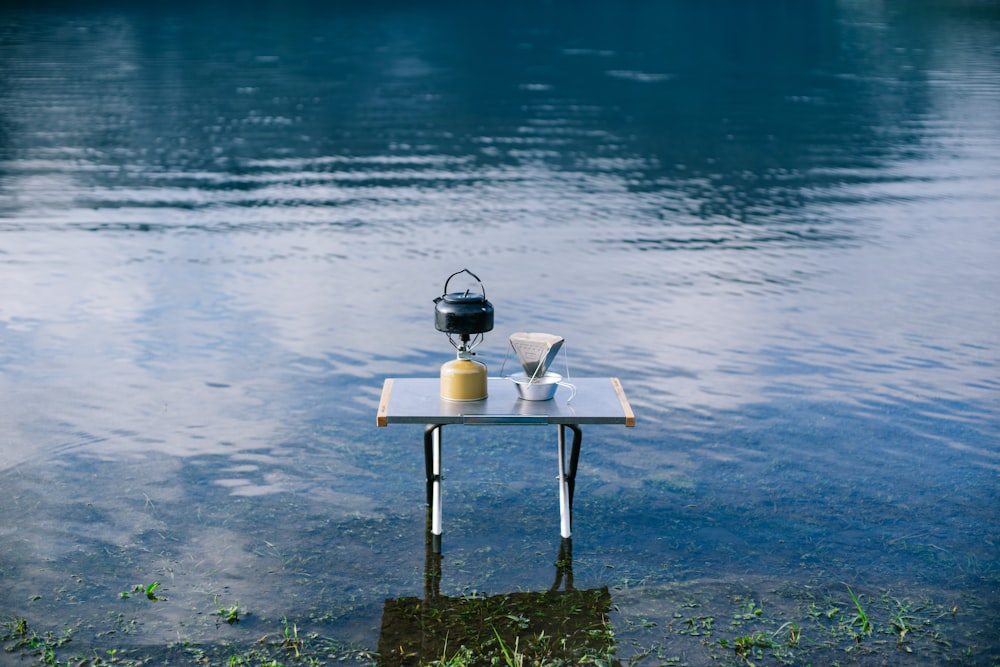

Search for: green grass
xmin=609 ymin=581 xmax=993 ymax=666
xmin=2 ymin=579 xmax=993 ymax=666
xmin=845 ymin=584 xmax=873 ymax=639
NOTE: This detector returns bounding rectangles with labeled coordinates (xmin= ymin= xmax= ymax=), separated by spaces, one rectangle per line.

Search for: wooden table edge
xmin=377 ymin=378 xmax=393 ymax=427
xmin=611 ymin=377 xmax=636 ymax=427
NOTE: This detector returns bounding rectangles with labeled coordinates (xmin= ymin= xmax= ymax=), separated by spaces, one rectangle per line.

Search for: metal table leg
xmin=425 ymin=422 xmax=580 ymax=548
xmin=423 ymin=424 xmax=443 ymax=553
xmin=557 ymin=424 xmax=583 ymax=539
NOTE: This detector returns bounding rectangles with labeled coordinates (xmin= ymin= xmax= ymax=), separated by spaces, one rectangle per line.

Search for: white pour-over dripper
xmin=509 ymin=332 xmax=564 ymax=379
xmin=504 ymin=332 xmax=575 ymax=402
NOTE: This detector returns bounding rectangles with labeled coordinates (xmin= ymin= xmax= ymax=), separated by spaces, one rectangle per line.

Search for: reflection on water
xmin=1 ymin=0 xmax=999 ymax=663
xmin=377 ymin=537 xmax=615 ymax=666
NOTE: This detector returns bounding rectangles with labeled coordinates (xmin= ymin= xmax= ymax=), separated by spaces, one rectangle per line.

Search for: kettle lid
xmin=439 ymin=291 xmax=486 ymax=304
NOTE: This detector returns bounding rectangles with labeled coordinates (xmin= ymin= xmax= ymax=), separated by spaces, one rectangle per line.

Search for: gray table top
xmin=377 ymin=377 xmax=635 ymax=427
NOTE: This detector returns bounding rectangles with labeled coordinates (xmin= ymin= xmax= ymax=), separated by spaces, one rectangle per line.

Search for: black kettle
xmin=434 ymin=269 xmax=494 ymax=335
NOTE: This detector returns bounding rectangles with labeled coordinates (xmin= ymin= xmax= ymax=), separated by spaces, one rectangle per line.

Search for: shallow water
xmin=1 ymin=0 xmax=999 ymax=664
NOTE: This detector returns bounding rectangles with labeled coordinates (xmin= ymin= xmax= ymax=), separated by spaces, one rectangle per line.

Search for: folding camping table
xmin=377 ymin=377 xmax=634 ymax=551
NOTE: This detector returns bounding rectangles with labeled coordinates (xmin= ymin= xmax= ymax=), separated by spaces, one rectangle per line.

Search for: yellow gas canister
xmin=440 ymin=356 xmax=487 ymax=401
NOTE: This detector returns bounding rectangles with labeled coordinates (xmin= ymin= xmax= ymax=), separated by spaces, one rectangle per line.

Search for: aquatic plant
xmin=1 ymin=617 xmax=73 ymax=666
xmin=846 ymin=584 xmax=873 ymax=638
xmin=120 ymin=582 xmax=166 ymax=602
xmin=214 ymin=595 xmax=243 ymax=625
xmin=1 ymin=579 xmax=992 ymax=666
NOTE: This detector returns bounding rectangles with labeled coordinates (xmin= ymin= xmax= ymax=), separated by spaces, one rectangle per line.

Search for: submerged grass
xmin=3 ymin=578 xmax=994 ymax=666
xmin=378 ymin=587 xmax=618 ymax=666
xmin=612 ymin=581 xmax=995 ymax=666
xmin=1 ymin=614 xmax=375 ymax=667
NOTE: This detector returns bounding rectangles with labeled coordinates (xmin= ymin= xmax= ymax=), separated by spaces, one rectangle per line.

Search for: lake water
xmin=1 ymin=1 xmax=998 ymax=665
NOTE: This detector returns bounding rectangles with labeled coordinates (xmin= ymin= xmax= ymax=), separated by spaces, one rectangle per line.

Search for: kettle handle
xmin=442 ymin=268 xmax=486 ymax=299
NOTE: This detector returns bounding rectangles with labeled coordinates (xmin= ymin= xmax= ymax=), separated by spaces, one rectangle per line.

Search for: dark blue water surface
xmin=1 ymin=1 xmax=998 ymax=664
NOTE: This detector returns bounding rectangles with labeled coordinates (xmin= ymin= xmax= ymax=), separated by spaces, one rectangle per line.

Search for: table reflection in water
xmin=377 ymin=519 xmax=617 ymax=667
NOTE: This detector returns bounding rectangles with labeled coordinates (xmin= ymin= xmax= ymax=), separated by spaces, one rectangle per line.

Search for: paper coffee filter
xmin=509 ymin=332 xmax=564 ymax=379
